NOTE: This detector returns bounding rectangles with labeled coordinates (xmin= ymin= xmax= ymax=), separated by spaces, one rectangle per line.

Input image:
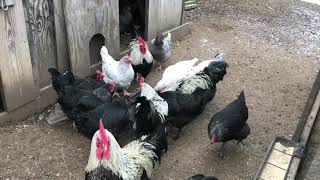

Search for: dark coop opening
xmin=119 ymin=0 xmax=146 ymax=52
xmin=89 ymin=33 xmax=106 ymax=66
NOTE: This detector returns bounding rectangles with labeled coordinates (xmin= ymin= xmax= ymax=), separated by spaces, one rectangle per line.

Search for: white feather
xmin=153 ymin=58 xmax=199 ymax=91
xmin=101 ymin=46 xmax=134 ymax=90
xmin=129 ymin=40 xmax=153 ymax=66
xmin=154 ymin=54 xmax=224 ymax=92
xmin=141 ymin=82 xmax=168 ymax=121
xmin=177 ymin=74 xmax=213 ymax=94
xmin=86 ymin=130 xmax=157 ymax=180
xmin=190 ymin=53 xmax=225 ymax=75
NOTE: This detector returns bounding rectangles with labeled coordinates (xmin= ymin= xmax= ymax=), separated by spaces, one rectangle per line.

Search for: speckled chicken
xmin=149 ymin=32 xmax=172 ymax=70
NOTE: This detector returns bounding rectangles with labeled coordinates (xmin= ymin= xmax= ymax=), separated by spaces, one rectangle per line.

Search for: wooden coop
xmin=0 ymin=0 xmax=189 ymax=125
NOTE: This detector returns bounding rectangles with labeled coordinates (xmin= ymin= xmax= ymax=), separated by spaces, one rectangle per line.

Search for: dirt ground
xmin=1 ymin=0 xmax=320 ymax=179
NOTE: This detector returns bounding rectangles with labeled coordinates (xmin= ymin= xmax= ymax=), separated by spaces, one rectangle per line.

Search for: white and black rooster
xmin=129 ymin=37 xmax=153 ymax=79
xmin=97 ymin=46 xmax=134 ymax=96
xmin=85 ymin=120 xmax=168 ymax=180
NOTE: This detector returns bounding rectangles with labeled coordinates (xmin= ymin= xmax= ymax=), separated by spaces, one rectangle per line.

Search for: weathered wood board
xmin=53 ymin=0 xmax=70 ymax=74
xmin=146 ymin=0 xmax=184 ymax=40
xmin=23 ymin=0 xmax=58 ymax=88
xmin=63 ymin=0 xmax=120 ymax=77
xmin=0 ymin=0 xmax=38 ymax=112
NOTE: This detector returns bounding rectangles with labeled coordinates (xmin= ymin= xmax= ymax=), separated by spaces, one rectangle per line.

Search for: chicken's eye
xmin=96 ymin=138 xmax=101 ymax=147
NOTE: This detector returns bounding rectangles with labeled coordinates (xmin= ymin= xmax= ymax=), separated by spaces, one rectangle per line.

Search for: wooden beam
xmin=286 ymin=88 xmax=320 ymax=180
xmin=293 ymin=70 xmax=320 ymax=141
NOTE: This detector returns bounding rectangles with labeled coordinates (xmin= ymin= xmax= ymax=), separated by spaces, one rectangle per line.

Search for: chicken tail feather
xmin=142 ymin=124 xmax=168 ymax=163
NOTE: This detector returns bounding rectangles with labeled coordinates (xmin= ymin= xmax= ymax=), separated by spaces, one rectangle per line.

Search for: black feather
xmin=132 ymin=96 xmax=163 ymax=137
xmin=208 ymin=90 xmax=250 ymax=143
xmin=132 ymin=60 xmax=153 ymax=78
xmin=159 ymin=88 xmax=214 ymax=128
xmin=205 ymin=61 xmax=228 ymax=84
xmin=72 ymin=102 xmax=132 ymax=143
xmin=142 ymin=124 xmax=168 ymax=163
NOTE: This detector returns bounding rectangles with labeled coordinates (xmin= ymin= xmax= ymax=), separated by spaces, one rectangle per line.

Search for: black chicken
xmin=158 ymin=88 xmax=213 ymax=139
xmin=48 ymin=68 xmax=114 ymax=119
xmin=208 ymin=91 xmax=250 ymax=157
xmin=70 ymin=95 xmax=134 ymax=142
xmin=187 ymin=174 xmax=220 ymax=180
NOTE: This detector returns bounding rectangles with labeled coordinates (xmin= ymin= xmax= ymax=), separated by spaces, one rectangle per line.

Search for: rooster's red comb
xmin=99 ymin=119 xmax=107 ymax=143
xmin=138 ymin=37 xmax=145 ymax=45
xmin=96 ymin=119 xmax=111 ymax=160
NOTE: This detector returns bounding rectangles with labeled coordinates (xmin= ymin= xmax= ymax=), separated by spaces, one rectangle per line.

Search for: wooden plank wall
xmin=147 ymin=0 xmax=184 ymax=40
xmin=23 ymin=0 xmax=58 ymax=88
xmin=0 ymin=0 xmax=38 ymax=112
xmin=63 ymin=0 xmax=120 ymax=77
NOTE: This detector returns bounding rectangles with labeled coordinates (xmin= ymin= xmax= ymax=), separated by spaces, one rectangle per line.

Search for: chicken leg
xmin=155 ymin=65 xmax=163 ymax=71
xmin=167 ymin=125 xmax=181 ymax=140
xmin=217 ymin=142 xmax=226 ymax=158
xmin=121 ymin=90 xmax=131 ymax=96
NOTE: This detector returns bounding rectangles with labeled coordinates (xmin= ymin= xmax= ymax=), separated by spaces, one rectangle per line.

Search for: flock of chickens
xmin=48 ymin=32 xmax=250 ymax=180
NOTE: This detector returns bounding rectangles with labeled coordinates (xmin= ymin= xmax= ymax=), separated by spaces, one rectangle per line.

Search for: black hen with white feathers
xmin=176 ymin=60 xmax=228 ymax=94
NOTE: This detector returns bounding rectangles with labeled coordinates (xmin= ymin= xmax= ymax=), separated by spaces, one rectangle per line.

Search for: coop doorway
xmin=119 ymin=0 xmax=146 ymax=52
xmin=89 ymin=33 xmax=106 ymax=67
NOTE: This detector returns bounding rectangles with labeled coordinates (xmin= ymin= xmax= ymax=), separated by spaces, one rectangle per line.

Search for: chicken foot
xmin=167 ymin=126 xmax=181 ymax=140
xmin=112 ymin=92 xmax=121 ymax=98
xmin=121 ymin=90 xmax=131 ymax=96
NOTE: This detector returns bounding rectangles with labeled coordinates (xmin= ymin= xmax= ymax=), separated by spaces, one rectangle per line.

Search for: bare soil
xmin=1 ymin=0 xmax=320 ymax=179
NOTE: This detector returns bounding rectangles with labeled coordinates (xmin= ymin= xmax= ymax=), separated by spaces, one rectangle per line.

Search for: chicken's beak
xmin=210 ymin=134 xmax=216 ymax=144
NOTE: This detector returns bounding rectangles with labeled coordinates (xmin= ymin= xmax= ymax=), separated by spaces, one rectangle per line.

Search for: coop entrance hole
xmin=89 ymin=33 xmax=106 ymax=65
xmin=119 ymin=0 xmax=146 ymax=52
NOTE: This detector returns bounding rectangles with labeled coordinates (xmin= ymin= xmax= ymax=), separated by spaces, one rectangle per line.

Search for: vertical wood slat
xmin=23 ymin=0 xmax=58 ymax=88
xmin=147 ymin=0 xmax=183 ymax=40
xmin=63 ymin=0 xmax=120 ymax=77
xmin=0 ymin=0 xmax=38 ymax=112
xmin=53 ymin=0 xmax=70 ymax=74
